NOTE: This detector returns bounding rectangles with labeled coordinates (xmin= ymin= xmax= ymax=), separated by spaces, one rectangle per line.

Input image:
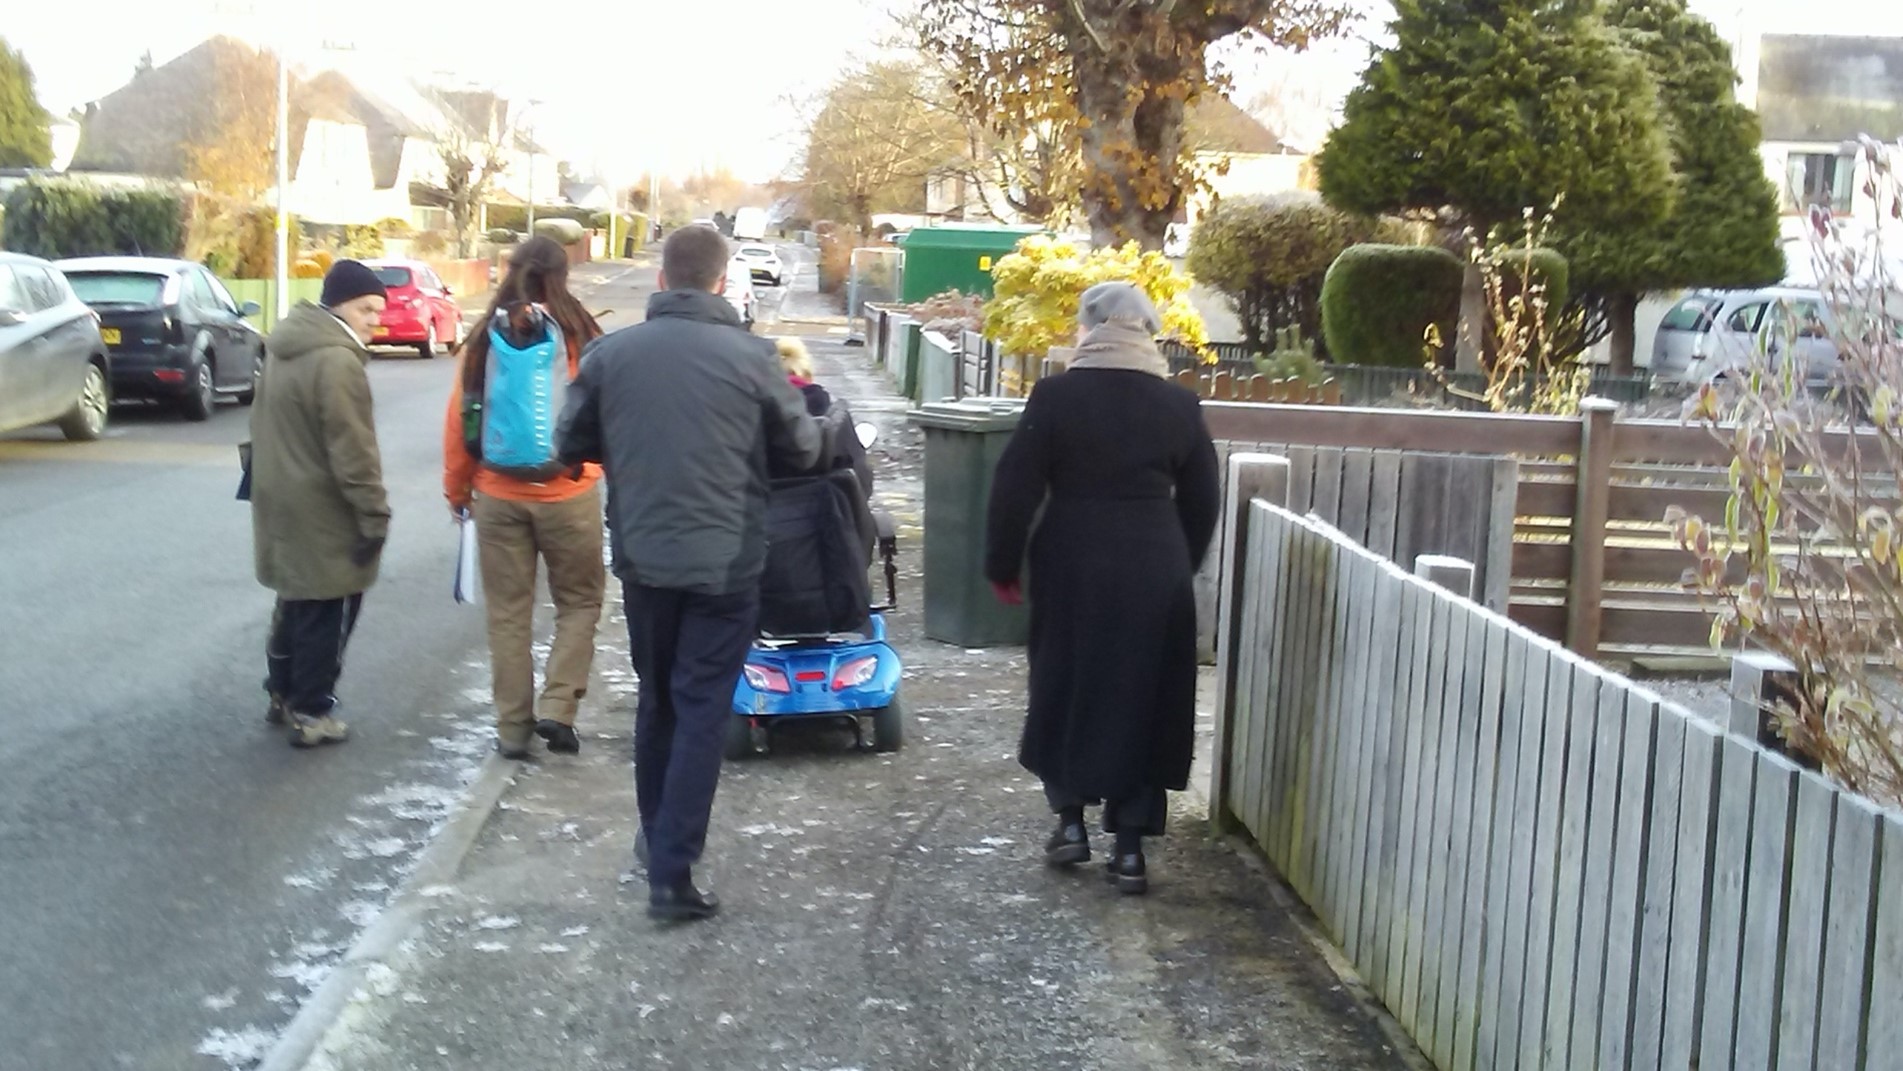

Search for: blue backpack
xmin=462 ymin=304 xmax=570 ymax=481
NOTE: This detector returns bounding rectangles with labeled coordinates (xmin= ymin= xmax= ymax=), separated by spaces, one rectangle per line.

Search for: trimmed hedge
xmin=1492 ymin=246 xmax=1569 ymax=314
xmin=1320 ymin=244 xmax=1464 ymax=369
xmin=2 ymin=179 xmax=186 ymax=260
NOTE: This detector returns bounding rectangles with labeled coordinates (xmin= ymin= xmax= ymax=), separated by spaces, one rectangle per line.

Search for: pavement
xmin=282 ymin=310 xmax=1412 ymax=1070
xmin=0 ymin=240 xmax=1409 ymax=1071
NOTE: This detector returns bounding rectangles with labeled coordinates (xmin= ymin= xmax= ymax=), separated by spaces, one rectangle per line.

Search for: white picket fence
xmin=1211 ymin=454 xmax=1903 ymax=1071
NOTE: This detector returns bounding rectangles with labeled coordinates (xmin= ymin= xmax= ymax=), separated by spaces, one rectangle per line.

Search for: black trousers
xmin=1043 ymin=781 xmax=1168 ymax=838
xmin=265 ymin=595 xmax=364 ymax=717
xmin=624 ymin=583 xmax=759 ymax=888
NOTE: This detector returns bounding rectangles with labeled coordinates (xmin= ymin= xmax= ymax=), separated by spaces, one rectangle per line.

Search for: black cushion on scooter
xmin=759 ymin=470 xmax=873 ymax=637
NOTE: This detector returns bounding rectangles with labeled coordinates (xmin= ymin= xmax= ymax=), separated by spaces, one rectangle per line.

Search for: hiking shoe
xmin=1045 ymin=820 xmax=1091 ymax=867
xmin=536 ymin=719 xmax=581 ymax=754
xmin=495 ymin=737 xmax=531 ymax=761
xmin=289 ymin=713 xmax=349 ymax=749
xmin=265 ymin=694 xmax=289 ymax=727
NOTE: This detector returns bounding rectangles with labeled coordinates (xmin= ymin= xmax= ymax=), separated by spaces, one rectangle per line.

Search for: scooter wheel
xmin=724 ymin=715 xmax=757 ymax=761
xmin=871 ymin=692 xmax=905 ymax=753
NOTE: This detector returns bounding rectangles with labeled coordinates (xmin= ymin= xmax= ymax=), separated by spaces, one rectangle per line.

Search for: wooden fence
xmin=1171 ymin=368 xmax=1344 ymax=404
xmin=1191 ymin=441 xmax=1516 ymax=659
xmin=1211 ymin=453 xmax=1903 ymax=1071
xmin=1202 ymin=400 xmax=1898 ymax=657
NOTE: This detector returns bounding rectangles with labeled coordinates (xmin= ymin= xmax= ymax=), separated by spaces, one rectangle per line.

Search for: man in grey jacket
xmin=558 ymin=225 xmax=822 ymax=921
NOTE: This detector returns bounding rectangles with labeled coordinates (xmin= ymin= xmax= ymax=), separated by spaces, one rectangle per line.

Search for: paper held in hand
xmin=454 ymin=510 xmax=480 ymax=605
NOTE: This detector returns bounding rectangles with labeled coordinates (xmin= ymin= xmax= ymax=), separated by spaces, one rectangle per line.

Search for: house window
xmin=1789 ymin=152 xmax=1853 ymax=213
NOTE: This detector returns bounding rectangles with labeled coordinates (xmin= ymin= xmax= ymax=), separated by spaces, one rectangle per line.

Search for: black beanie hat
xmin=321 ymin=260 xmax=388 ymax=308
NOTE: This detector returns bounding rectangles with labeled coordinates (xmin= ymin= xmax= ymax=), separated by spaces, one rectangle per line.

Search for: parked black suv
xmin=57 ymin=257 xmax=266 ymax=421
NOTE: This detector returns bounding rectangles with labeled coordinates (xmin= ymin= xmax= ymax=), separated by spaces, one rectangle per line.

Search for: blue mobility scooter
xmin=727 ymin=424 xmax=904 ymax=758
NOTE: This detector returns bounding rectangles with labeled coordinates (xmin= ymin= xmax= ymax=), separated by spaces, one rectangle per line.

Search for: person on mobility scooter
xmin=726 ymin=340 xmax=903 ymax=758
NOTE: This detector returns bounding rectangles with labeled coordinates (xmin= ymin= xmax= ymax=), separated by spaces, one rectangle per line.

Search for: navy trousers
xmin=624 ymin=583 xmax=759 ymax=888
xmin=265 ymin=594 xmax=364 ymax=716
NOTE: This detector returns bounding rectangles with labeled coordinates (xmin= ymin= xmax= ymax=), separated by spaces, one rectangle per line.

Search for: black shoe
xmin=495 ymin=738 xmax=531 ymax=761
xmin=648 ymin=879 xmax=720 ymax=921
xmin=1105 ymin=852 xmax=1149 ymax=895
xmin=536 ymin=719 xmax=581 ymax=754
xmin=1044 ymin=820 xmax=1091 ymax=867
xmin=633 ymin=829 xmax=649 ymax=869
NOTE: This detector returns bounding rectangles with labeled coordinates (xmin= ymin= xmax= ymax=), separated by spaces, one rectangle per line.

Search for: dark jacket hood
xmin=645 ymin=287 xmax=743 ymax=327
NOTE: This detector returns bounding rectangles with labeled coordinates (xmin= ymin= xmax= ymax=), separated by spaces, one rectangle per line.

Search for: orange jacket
xmin=443 ymin=331 xmax=602 ymax=507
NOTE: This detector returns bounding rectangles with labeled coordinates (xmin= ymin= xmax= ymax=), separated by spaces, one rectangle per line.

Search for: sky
xmin=8 ymin=0 xmax=1903 ymax=186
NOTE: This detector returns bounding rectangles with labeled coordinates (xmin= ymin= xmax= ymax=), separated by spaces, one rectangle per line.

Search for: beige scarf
xmin=1065 ymin=320 xmax=1168 ymax=378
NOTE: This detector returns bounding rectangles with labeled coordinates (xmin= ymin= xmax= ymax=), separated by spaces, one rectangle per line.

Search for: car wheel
xmin=181 ymin=358 xmax=216 ymax=422
xmin=58 ymin=363 xmax=110 ymax=442
xmin=236 ymin=351 xmax=262 ymax=405
xmin=417 ymin=322 xmax=439 ymax=360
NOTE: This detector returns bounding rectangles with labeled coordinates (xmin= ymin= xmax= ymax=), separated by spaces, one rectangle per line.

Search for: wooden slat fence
xmin=1210 ymin=453 xmax=1903 ymax=1071
xmin=1171 ymin=368 xmax=1345 ymax=405
xmin=1202 ymin=401 xmax=1901 ymax=657
xmin=1192 ymin=442 xmax=1516 ymax=659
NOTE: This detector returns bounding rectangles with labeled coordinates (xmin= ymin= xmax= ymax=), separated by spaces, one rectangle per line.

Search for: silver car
xmin=1650 ymin=286 xmax=1853 ymax=385
xmin=0 ymin=252 xmax=110 ymax=440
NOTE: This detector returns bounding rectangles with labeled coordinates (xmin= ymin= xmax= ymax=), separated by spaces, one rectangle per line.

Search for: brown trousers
xmin=473 ymin=487 xmax=606 ymax=748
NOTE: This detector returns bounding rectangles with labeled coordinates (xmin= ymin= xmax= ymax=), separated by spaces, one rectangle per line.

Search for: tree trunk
xmin=1456 ymin=263 xmax=1485 ymax=373
xmin=1066 ymin=11 xmax=1194 ymax=251
xmin=1606 ymin=291 xmax=1639 ymax=376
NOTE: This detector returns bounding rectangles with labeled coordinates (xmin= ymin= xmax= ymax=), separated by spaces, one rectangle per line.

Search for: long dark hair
xmin=461 ymin=236 xmax=602 ymax=394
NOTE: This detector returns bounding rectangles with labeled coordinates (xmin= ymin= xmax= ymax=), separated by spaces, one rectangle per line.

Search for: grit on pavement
xmin=295 ymin=320 xmax=1412 ymax=1069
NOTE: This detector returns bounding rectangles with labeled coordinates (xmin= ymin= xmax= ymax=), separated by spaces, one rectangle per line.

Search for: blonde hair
xmin=775 ymin=336 xmax=814 ymax=380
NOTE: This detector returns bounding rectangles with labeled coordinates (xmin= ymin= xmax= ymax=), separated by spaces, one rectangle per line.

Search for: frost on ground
xmin=340 ymin=900 xmax=383 ymax=927
xmin=475 ymin=915 xmax=520 ymax=931
xmin=283 ymin=866 xmax=336 ymax=890
xmin=270 ymin=957 xmax=335 ymax=995
xmin=196 ymin=1025 xmax=276 ymax=1068
xmin=473 ymin=941 xmax=510 ymax=953
xmin=560 ymin=925 xmax=589 ymax=937
xmin=201 ymin=988 xmax=240 ymax=1011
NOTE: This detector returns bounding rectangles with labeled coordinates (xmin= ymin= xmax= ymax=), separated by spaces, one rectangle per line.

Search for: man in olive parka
xmin=249 ymin=260 xmax=391 ymax=748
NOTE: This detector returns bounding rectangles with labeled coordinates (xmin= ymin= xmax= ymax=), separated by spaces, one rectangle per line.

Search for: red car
xmin=366 ymin=259 xmax=464 ymax=358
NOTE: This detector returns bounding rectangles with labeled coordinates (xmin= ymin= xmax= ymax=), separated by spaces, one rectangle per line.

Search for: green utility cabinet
xmin=898 ymin=225 xmax=1045 ymax=302
xmin=909 ymin=399 xmax=1031 ymax=647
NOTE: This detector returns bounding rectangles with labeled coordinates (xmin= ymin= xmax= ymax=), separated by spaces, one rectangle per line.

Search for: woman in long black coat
xmin=984 ymin=282 xmax=1221 ymax=894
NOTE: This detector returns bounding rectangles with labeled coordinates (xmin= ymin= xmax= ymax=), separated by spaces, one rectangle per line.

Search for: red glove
xmin=991 ymin=580 xmax=1023 ymax=606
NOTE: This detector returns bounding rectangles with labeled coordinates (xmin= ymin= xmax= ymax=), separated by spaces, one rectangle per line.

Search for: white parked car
xmin=723 ymin=258 xmax=756 ymax=329
xmin=1660 ymin=286 xmax=1841 ymax=385
xmin=733 ymin=244 xmax=785 ymax=287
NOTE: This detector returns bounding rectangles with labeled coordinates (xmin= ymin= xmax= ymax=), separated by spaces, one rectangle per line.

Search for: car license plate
xmin=100 ymin=327 xmax=121 ymax=346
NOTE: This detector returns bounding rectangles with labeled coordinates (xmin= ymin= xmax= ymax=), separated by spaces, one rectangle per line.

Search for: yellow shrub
xmin=982 ymin=238 xmax=1208 ymax=360
xmin=291 ymin=259 xmax=326 ymax=279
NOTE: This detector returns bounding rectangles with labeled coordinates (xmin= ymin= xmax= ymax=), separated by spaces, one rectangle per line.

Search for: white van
xmin=733 ymin=207 xmax=768 ymax=242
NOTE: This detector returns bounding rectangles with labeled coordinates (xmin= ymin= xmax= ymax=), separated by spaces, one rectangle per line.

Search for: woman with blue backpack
xmin=443 ymin=236 xmax=607 ymax=759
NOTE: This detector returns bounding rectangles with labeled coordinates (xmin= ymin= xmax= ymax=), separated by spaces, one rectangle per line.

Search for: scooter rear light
xmin=794 ymin=670 xmax=827 ymax=683
xmin=743 ymin=664 xmax=790 ymax=693
xmin=832 ymin=656 xmax=879 ymax=691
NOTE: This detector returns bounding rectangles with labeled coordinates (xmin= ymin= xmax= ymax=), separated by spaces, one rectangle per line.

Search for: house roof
xmin=1757 ymin=35 xmax=1903 ymax=143
xmin=69 ymin=36 xmax=361 ymax=183
xmin=1186 ymin=95 xmax=1291 ymax=156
